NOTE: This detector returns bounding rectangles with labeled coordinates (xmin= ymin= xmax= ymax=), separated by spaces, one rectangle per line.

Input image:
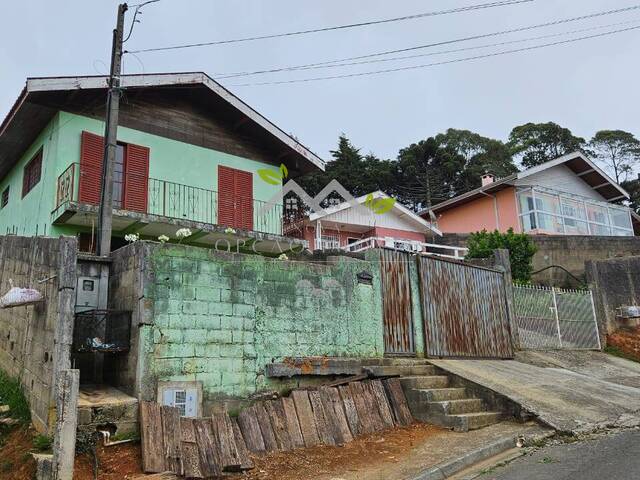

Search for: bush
xmin=0 ymin=369 xmax=30 ymax=424
xmin=32 ymin=434 xmax=53 ymax=452
xmin=466 ymin=229 xmax=537 ymax=282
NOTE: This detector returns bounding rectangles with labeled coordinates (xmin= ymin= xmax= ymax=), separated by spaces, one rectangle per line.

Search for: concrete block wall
xmin=0 ymin=235 xmax=77 ymax=433
xmin=129 ymin=242 xmax=384 ymax=410
xmin=437 ymin=233 xmax=640 ymax=287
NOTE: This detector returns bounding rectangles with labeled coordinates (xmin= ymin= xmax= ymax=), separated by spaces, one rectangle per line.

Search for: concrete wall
xmin=0 ymin=235 xmax=77 ymax=433
xmin=436 ymin=233 xmax=640 ymax=287
xmin=586 ymin=255 xmax=640 ymax=335
xmin=126 ymin=242 xmax=385 ymax=412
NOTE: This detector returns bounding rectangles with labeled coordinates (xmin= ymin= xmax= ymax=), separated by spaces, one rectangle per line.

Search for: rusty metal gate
xmin=417 ymin=256 xmax=514 ymax=358
xmin=379 ymin=249 xmax=415 ymax=355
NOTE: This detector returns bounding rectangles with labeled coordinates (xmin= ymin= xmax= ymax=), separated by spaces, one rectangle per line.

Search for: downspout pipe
xmin=479 ymin=191 xmax=500 ymax=231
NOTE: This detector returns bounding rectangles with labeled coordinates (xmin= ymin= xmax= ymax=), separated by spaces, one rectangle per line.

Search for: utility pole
xmin=97 ymin=3 xmax=128 ymax=257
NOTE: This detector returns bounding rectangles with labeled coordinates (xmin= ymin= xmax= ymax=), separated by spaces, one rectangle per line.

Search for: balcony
xmin=340 ymin=236 xmax=468 ymax=259
xmin=52 ymin=163 xmax=307 ymax=253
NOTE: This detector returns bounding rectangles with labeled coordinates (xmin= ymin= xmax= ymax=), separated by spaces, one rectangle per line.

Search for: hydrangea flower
xmin=158 ymin=235 xmax=170 ymax=244
xmin=278 ymin=253 xmax=289 ymax=260
xmin=124 ymin=233 xmax=139 ymax=243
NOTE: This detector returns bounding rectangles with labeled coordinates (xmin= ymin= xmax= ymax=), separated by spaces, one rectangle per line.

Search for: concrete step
xmin=365 ymin=365 xmax=439 ymax=377
xmin=420 ymin=387 xmax=468 ymax=402
xmin=427 ymin=398 xmax=485 ymax=415
xmin=449 ymin=412 xmax=503 ymax=432
xmin=400 ymin=375 xmax=450 ymax=390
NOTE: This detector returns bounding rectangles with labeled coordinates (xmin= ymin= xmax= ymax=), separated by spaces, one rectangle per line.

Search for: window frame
xmin=22 ymin=149 xmax=43 ymax=198
xmin=1 ymin=186 xmax=9 ymax=209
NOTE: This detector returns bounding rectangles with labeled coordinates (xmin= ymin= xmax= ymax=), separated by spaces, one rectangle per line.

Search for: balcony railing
xmin=341 ymin=236 xmax=468 ymax=259
xmin=55 ymin=163 xmax=286 ymax=236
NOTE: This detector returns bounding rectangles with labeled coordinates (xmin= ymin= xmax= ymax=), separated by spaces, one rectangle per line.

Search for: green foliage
xmin=466 ymin=229 xmax=537 ymax=282
xmin=32 ymin=434 xmax=53 ymax=452
xmin=589 ymin=130 xmax=640 ymax=183
xmin=508 ymin=122 xmax=587 ymax=168
xmin=0 ymin=369 xmax=30 ymax=424
xmin=604 ymin=345 xmax=640 ymax=363
xmin=621 ymin=177 xmax=640 ymax=214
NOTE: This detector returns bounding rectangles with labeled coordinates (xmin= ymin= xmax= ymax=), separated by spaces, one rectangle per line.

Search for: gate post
xmin=551 ymin=287 xmax=563 ymax=348
xmin=493 ymin=249 xmax=520 ymax=351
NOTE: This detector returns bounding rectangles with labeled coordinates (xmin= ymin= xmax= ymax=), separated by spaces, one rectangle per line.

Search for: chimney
xmin=481 ymin=173 xmax=495 ymax=186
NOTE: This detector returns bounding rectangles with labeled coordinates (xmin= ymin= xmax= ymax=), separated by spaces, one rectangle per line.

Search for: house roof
xmin=309 ymin=190 xmax=442 ymax=236
xmin=421 ymin=151 xmax=630 ymax=216
xmin=0 ymin=72 xmax=325 ymax=180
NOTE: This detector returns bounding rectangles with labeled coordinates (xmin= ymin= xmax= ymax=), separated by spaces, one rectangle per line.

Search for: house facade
xmin=422 ymin=152 xmax=637 ymax=237
xmin=286 ymin=191 xmax=446 ymax=253
xmin=0 ymin=73 xmax=324 ymax=253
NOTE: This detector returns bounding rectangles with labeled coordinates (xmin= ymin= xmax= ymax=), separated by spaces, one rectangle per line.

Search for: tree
xmin=435 ymin=129 xmax=518 ymax=193
xmin=588 ymin=130 xmax=640 ymax=184
xmin=508 ymin=122 xmax=587 ymax=168
xmin=621 ymin=177 xmax=640 ymax=214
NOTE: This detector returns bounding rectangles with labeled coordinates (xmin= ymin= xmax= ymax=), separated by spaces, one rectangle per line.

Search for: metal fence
xmin=513 ymin=284 xmax=601 ymax=350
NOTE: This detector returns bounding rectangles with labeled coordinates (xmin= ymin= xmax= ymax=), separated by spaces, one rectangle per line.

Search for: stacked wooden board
xmin=140 ymin=378 xmax=412 ymax=477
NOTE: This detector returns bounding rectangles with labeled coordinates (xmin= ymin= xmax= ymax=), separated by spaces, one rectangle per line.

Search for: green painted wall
xmin=0 ymin=111 xmax=285 ymax=238
xmin=142 ymin=244 xmax=385 ymax=405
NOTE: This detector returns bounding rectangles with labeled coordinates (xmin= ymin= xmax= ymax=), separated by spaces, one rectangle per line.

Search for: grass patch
xmin=0 ymin=369 xmax=30 ymax=424
xmin=604 ymin=345 xmax=640 ymax=363
xmin=110 ymin=431 xmax=140 ymax=443
xmin=32 ymin=434 xmax=53 ymax=452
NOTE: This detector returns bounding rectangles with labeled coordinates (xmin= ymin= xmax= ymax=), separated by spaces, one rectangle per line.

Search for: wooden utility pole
xmin=97 ymin=3 xmax=128 ymax=256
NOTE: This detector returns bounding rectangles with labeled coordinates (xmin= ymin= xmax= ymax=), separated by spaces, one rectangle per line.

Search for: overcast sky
xmin=1 ymin=0 xmax=639 ymax=164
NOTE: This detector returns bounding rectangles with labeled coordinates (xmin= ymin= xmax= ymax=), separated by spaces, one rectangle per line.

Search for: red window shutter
xmin=124 ymin=143 xmax=150 ymax=213
xmin=218 ymin=166 xmax=236 ymax=228
xmin=217 ymin=166 xmax=253 ymax=230
xmin=234 ymin=169 xmax=253 ymax=231
xmin=79 ymin=131 xmax=104 ymax=205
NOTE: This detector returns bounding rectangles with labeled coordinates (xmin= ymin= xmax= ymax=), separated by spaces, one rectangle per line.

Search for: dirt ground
xmin=240 ymin=423 xmax=444 ymax=480
xmin=74 ymin=441 xmax=144 ymax=480
xmin=0 ymin=425 xmax=37 ymax=480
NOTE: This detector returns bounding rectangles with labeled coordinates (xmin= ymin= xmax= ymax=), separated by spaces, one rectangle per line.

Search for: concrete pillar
xmin=52 ymin=369 xmax=80 ymax=480
xmin=493 ymin=249 xmax=520 ymax=351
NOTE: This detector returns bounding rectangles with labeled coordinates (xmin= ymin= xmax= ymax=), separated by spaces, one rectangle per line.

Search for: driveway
xmin=429 ymin=354 xmax=640 ymax=434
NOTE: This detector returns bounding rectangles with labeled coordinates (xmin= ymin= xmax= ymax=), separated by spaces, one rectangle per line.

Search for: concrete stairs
xmin=365 ymin=363 xmax=503 ymax=432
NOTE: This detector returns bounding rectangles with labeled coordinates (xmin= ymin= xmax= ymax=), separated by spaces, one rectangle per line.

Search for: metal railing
xmin=55 ymin=163 xmax=285 ymax=235
xmin=341 ymin=236 xmax=468 ymax=259
xmin=513 ymin=284 xmax=601 ymax=350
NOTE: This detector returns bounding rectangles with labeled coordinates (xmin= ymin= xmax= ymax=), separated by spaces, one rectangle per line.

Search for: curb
xmin=409 ymin=430 xmax=555 ymax=480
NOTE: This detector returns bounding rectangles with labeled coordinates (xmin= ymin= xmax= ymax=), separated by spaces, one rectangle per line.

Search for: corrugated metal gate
xmin=417 ymin=256 xmax=514 ymax=358
xmin=513 ymin=284 xmax=601 ymax=350
xmin=379 ymin=249 xmax=415 ymax=355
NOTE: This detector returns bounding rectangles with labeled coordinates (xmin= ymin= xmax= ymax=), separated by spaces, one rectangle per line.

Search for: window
xmin=22 ymin=150 xmax=42 ymax=197
xmin=347 ymin=237 xmax=360 ymax=245
xmin=160 ymin=383 xmax=199 ymax=417
xmin=1 ymin=186 xmax=8 ymax=209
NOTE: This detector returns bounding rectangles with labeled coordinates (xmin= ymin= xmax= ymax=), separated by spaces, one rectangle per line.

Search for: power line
xmin=229 ymin=25 xmax=640 ymax=86
xmin=216 ymin=4 xmax=640 ymax=80
xmin=217 ymin=19 xmax=640 ymax=79
xmin=126 ymin=0 xmax=534 ymax=53
xmin=124 ymin=0 xmax=161 ymax=43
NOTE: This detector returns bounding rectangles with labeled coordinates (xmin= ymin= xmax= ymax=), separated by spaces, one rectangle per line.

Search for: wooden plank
xmin=140 ymin=401 xmax=165 ymax=473
xmin=384 ymin=378 xmax=413 ymax=426
xmin=369 ymin=380 xmax=395 ymax=428
xmin=265 ymin=400 xmax=292 ymax=451
xmin=291 ymin=390 xmax=320 ymax=447
xmin=361 ymin=381 xmax=385 ymax=432
xmin=337 ymin=385 xmax=361 ymax=437
xmin=160 ymin=406 xmax=182 ymax=474
xmin=349 ymin=382 xmax=374 ymax=434
xmin=281 ymin=397 xmax=304 ymax=449
xmin=254 ymin=402 xmax=279 ymax=452
xmin=179 ymin=417 xmax=204 ymax=479
xmin=323 ymin=373 xmax=368 ymax=388
xmin=231 ymin=417 xmax=254 ymax=471
xmin=193 ymin=418 xmax=222 ymax=478
xmin=237 ymin=406 xmax=266 ymax=454
xmin=318 ymin=388 xmax=345 ymax=445
xmin=321 ymin=387 xmax=353 ymax=444
xmin=212 ymin=413 xmax=242 ymax=472
xmin=308 ymin=390 xmax=335 ymax=446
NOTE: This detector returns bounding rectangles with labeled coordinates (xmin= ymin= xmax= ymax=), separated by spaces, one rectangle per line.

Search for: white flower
xmin=278 ymin=253 xmax=289 ymax=260
xmin=175 ymin=228 xmax=192 ymax=239
xmin=224 ymin=227 xmax=236 ymax=234
xmin=124 ymin=233 xmax=139 ymax=243
xmin=158 ymin=235 xmax=170 ymax=244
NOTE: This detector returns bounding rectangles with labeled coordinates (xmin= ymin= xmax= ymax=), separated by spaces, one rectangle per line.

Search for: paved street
xmin=483 ymin=429 xmax=640 ymax=480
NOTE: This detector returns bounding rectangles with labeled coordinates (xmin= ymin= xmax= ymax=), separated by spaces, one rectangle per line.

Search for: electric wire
xmin=126 ymin=0 xmax=534 ymax=53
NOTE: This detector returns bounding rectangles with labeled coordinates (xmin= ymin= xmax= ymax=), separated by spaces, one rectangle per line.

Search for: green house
xmin=0 ymin=73 xmax=324 ymax=252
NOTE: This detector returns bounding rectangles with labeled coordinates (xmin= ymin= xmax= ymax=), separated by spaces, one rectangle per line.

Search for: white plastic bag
xmin=0 ymin=279 xmax=43 ymax=309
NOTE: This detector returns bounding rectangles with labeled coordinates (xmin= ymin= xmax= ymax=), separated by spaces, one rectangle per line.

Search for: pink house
xmin=289 ymin=191 xmax=445 ymax=253
xmin=421 ymin=152 xmax=639 ymax=237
